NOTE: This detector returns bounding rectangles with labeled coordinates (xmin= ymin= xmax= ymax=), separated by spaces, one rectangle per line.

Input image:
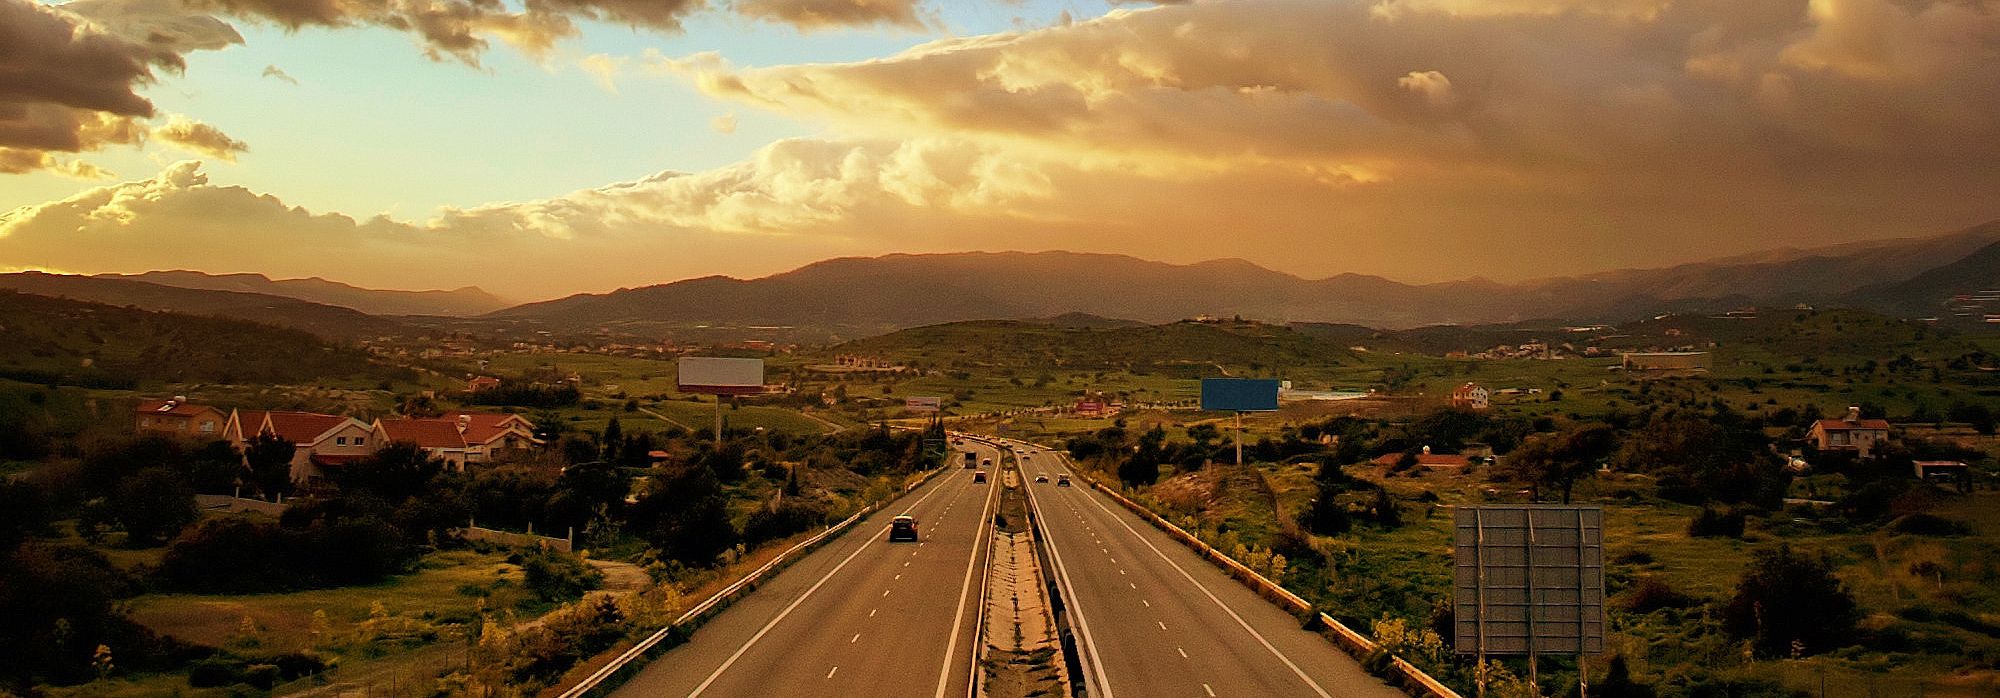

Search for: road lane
xmin=613 ymin=441 xmax=999 ymax=697
xmin=1009 ymin=440 xmax=1403 ymax=698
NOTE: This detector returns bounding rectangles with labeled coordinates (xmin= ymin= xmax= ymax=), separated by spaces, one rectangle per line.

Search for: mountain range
xmin=490 ymin=221 xmax=2000 ymax=334
xmin=5 ymin=221 xmax=1996 ymax=340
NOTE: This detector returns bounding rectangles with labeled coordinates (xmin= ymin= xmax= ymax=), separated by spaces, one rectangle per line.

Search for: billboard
xmin=1452 ymin=506 xmax=1605 ymax=656
xmin=1076 ymin=400 xmax=1105 ymax=416
xmin=905 ymin=396 xmax=942 ymax=413
xmin=677 ymin=357 xmax=765 ymax=395
xmin=1200 ymin=378 xmax=1281 ymax=412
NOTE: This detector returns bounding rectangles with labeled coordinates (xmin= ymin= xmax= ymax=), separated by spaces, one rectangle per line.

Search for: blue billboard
xmin=1200 ymin=378 xmax=1280 ymax=412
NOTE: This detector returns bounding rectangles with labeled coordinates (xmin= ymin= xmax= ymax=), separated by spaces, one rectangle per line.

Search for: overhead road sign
xmin=677 ymin=357 xmax=765 ymax=395
xmin=1200 ymin=378 xmax=1280 ymax=412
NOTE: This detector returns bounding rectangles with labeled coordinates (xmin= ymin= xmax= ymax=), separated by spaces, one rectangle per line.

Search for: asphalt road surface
xmin=611 ymin=440 xmax=1000 ymax=697
xmin=1006 ymin=439 xmax=1405 ymax=698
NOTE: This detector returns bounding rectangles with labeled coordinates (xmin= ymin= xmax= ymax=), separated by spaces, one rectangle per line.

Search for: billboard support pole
xmin=1234 ymin=411 xmax=1244 ymax=466
xmin=713 ymin=396 xmax=724 ymax=446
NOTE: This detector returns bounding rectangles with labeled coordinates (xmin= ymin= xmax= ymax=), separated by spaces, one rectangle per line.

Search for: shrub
xmin=1620 ymin=576 xmax=1698 ymax=613
xmin=1687 ymin=507 xmax=1746 ymax=538
xmin=1722 ymin=544 xmax=1859 ymax=657
xmin=742 ymin=498 xmax=830 ymax=546
xmin=519 ymin=548 xmax=603 ymax=604
xmin=1886 ymin=513 xmax=1972 ymax=537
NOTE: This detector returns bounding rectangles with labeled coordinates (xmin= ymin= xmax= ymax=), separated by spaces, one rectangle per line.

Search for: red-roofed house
xmin=1450 ymin=383 xmax=1490 ymax=410
xmin=1372 ymin=446 xmax=1474 ymax=470
xmin=441 ymin=411 xmax=540 ymax=463
xmin=1809 ymin=407 xmax=1892 ymax=458
xmin=135 ymin=398 xmax=227 ymax=439
xmin=373 ymin=418 xmax=471 ymax=469
xmin=226 ymin=409 xmax=377 ymax=483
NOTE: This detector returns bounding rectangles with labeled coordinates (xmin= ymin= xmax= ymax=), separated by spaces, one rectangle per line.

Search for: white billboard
xmin=677 ymin=357 xmax=765 ymax=395
xmin=905 ymin=396 xmax=942 ymax=413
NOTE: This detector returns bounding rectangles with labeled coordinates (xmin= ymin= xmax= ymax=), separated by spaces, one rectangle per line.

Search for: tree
xmin=336 ymin=442 xmax=443 ymax=502
xmin=601 ymin=418 xmax=623 ymax=463
xmin=111 ymin=467 xmax=197 ymax=546
xmin=243 ymin=431 xmax=297 ymax=500
xmin=1186 ymin=423 xmax=1220 ymax=449
xmin=1298 ymin=459 xmax=1354 ymax=535
xmin=629 ymin=464 xmax=738 ymax=566
xmin=1722 ymin=544 xmax=1859 ymax=657
xmin=1500 ymin=424 xmax=1617 ymax=503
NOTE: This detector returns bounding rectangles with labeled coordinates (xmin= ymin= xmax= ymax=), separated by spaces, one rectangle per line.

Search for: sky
xmin=1 ymin=0 xmax=1997 ymax=302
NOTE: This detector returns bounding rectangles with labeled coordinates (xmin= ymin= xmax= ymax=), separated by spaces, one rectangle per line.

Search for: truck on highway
xmin=963 ymin=451 xmax=977 ymax=468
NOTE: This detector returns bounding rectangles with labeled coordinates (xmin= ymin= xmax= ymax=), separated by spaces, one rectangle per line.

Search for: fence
xmin=460 ymin=524 xmax=572 ymax=553
xmin=195 ymin=494 xmax=290 ymax=516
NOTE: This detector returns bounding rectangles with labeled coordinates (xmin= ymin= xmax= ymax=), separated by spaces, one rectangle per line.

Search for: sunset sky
xmin=3 ymin=0 xmax=1997 ymax=301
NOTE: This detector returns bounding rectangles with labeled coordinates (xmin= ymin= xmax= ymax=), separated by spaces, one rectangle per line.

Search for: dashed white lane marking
xmin=869 ymin=608 xmax=878 ymax=617
xmin=1129 ymin=582 xmax=1136 ymax=589
xmin=882 ymin=589 xmax=892 ymax=597
xmin=1118 ymin=569 xmax=1126 ymax=575
xmin=826 ymin=666 xmax=839 ymax=679
xmin=1203 ymin=683 xmax=1216 ymax=697
xmin=895 ymin=574 xmax=902 ymax=580
xmin=850 ymin=633 xmax=861 ymax=644
xmin=1178 ymin=647 xmax=1189 ymax=658
xmin=1157 ymin=621 xmax=1169 ymax=631
xmin=904 ymin=562 xmax=911 ymax=567
xmin=1141 ymin=600 xmax=1150 ymax=607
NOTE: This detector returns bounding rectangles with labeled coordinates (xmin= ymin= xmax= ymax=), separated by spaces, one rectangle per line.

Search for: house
xmin=373 ymin=418 xmax=471 ymax=469
xmin=1372 ymin=446 xmax=1474 ymax=470
xmin=1809 ymin=406 xmax=1891 ymax=458
xmin=1450 ymin=383 xmax=1490 ymax=410
xmin=135 ymin=398 xmax=228 ymax=439
xmin=466 ymin=376 xmax=502 ymax=393
xmin=441 ymin=411 xmax=540 ymax=464
xmin=226 ymin=409 xmax=378 ymax=483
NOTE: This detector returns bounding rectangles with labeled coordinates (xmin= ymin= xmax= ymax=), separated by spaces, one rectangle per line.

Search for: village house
xmin=134 ymin=398 xmax=227 ymax=439
xmin=1809 ymin=406 xmax=1892 ymax=458
xmin=373 ymin=418 xmax=472 ymax=469
xmin=1372 ymin=445 xmax=1474 ymax=471
xmin=441 ymin=411 xmax=541 ymax=463
xmin=1450 ymin=382 xmax=1490 ymax=410
xmin=226 ymin=409 xmax=377 ymax=483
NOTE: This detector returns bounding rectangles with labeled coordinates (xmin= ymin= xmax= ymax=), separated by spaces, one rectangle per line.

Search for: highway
xmin=611 ymin=439 xmax=1000 ymax=697
xmin=1003 ymin=438 xmax=1405 ymax=698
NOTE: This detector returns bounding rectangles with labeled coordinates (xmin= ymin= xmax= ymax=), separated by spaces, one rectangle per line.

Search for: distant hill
xmin=490 ymin=221 xmax=2000 ymax=335
xmin=823 ymin=319 xmax=1354 ymax=378
xmin=104 ymin=270 xmax=507 ymax=317
xmin=1842 ymin=240 xmax=2000 ymax=318
xmin=0 ymin=272 xmax=411 ymax=341
xmin=0 ymin=291 xmax=416 ymax=389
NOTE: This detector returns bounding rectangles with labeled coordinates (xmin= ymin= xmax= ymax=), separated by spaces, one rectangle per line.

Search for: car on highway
xmin=1056 ymin=474 xmax=1072 ymax=486
xmin=889 ymin=515 xmax=919 ymax=542
xmin=973 ymin=470 xmax=988 ymax=483
xmin=1035 ymin=473 xmax=1049 ymax=483
xmin=981 ymin=458 xmax=992 ymax=467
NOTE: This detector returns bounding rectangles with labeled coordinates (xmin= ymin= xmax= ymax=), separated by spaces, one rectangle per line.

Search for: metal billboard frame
xmin=1452 ymin=505 xmax=1605 ymax=695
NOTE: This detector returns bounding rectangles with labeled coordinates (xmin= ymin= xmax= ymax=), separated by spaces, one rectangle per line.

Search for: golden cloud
xmin=734 ymin=0 xmax=931 ymax=32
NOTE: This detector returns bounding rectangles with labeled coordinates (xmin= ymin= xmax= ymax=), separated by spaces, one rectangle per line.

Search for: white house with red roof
xmin=441 ymin=411 xmax=540 ymax=463
xmin=1449 ymin=383 xmax=1490 ymax=410
xmin=225 ymin=409 xmax=377 ymax=483
xmin=373 ymin=418 xmax=473 ymax=469
xmin=135 ymin=398 xmax=227 ymax=439
xmin=1809 ymin=406 xmax=1892 ymax=458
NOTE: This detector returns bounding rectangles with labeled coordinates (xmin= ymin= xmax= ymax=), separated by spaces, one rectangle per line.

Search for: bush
xmin=1687 ymin=507 xmax=1746 ymax=538
xmin=519 ymin=548 xmax=603 ymax=604
xmin=1722 ymin=544 xmax=1859 ymax=657
xmin=1886 ymin=513 xmax=1972 ymax=537
xmin=158 ymin=515 xmax=414 ymax=593
xmin=742 ymin=498 xmax=830 ymax=546
xmin=1620 ymin=576 xmax=1698 ymax=613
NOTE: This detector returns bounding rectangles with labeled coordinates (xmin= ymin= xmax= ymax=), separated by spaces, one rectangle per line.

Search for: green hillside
xmin=824 ymin=319 xmax=1356 ymax=378
xmin=0 ymin=291 xmax=417 ymax=389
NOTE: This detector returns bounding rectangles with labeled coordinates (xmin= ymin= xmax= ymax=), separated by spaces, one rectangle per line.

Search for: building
xmin=134 ymin=398 xmax=228 ymax=439
xmin=1372 ymin=445 xmax=1474 ymax=470
xmin=227 ymin=409 xmax=378 ymax=483
xmin=1913 ymin=460 xmax=1969 ymax=480
xmin=373 ymin=418 xmax=471 ymax=469
xmin=442 ymin=411 xmax=541 ymax=463
xmin=466 ymin=376 xmax=502 ymax=393
xmin=1449 ymin=383 xmax=1490 ymax=410
xmin=1620 ymin=352 xmax=1712 ymax=373
xmin=1809 ymin=407 xmax=1891 ymax=458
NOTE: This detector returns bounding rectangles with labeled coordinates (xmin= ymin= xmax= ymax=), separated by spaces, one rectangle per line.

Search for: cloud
xmin=733 ymin=0 xmax=930 ymax=32
xmin=1396 ymin=70 xmax=1453 ymax=106
xmin=710 ymin=113 xmax=738 ymax=134
xmin=261 ymin=64 xmax=300 ymax=84
xmin=151 ymin=115 xmax=249 ymax=160
xmin=182 ymin=0 xmax=708 ymax=65
xmin=580 ymin=53 xmax=627 ymax=93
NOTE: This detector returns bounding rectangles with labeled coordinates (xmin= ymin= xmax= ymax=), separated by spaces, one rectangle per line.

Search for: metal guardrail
xmin=1070 ymin=459 xmax=1462 ymax=698
xmin=558 ymin=465 xmax=947 ymax=698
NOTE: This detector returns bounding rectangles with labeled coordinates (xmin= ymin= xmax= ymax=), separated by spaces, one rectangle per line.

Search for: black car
xmin=1035 ymin=473 xmax=1049 ymax=483
xmin=1056 ymin=474 xmax=1072 ymax=487
xmin=889 ymin=515 xmax=919 ymax=542
xmin=973 ymin=470 xmax=988 ymax=483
